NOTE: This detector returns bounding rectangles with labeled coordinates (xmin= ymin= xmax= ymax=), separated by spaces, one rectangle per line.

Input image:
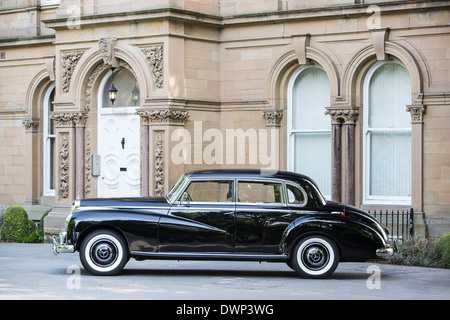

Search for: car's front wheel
xmin=80 ymin=229 xmax=129 ymax=276
xmin=291 ymin=236 xmax=339 ymax=279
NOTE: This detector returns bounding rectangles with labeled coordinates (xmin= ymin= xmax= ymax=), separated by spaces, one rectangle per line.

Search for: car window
xmin=286 ymin=184 xmax=307 ymax=206
xmin=238 ymin=181 xmax=282 ymax=204
xmin=184 ymin=180 xmax=233 ymax=202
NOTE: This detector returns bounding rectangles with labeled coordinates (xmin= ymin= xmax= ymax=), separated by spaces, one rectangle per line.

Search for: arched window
xmin=102 ymin=68 xmax=140 ymax=108
xmin=288 ymin=65 xmax=331 ymax=198
xmin=363 ymin=61 xmax=411 ymax=204
xmin=43 ymin=83 xmax=55 ymax=196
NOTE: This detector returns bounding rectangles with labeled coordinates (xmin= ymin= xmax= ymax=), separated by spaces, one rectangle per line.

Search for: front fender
xmin=69 ymin=209 xmax=162 ymax=253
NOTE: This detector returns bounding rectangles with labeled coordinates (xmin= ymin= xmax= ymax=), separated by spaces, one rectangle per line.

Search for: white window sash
xmin=363 ymin=61 xmax=411 ymax=205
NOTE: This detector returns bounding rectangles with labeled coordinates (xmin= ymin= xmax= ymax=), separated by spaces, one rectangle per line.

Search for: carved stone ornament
xmin=85 ymin=131 xmax=92 ymax=198
xmin=22 ymin=118 xmax=39 ymax=132
xmin=59 ymin=134 xmax=69 ymax=199
xmin=98 ymin=38 xmax=120 ymax=68
xmin=406 ymin=104 xmax=426 ymax=124
xmin=50 ymin=112 xmax=88 ymax=127
xmin=262 ymin=110 xmax=283 ymax=127
xmin=325 ymin=107 xmax=359 ymax=125
xmin=140 ymin=45 xmax=164 ymax=89
xmin=62 ymin=51 xmax=84 ymax=93
xmin=154 ymin=133 xmax=164 ymax=196
xmin=136 ymin=109 xmax=189 ymax=125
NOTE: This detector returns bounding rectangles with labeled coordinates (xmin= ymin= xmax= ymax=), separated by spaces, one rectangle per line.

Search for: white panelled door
xmin=98 ymin=109 xmax=140 ymax=198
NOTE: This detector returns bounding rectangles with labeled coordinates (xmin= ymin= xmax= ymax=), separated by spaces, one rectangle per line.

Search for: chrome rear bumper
xmin=376 ymin=247 xmax=394 ymax=257
xmin=52 ymin=232 xmax=75 ymax=255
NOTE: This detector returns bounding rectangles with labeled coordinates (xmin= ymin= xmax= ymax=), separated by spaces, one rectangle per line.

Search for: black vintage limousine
xmin=53 ymin=169 xmax=393 ymax=278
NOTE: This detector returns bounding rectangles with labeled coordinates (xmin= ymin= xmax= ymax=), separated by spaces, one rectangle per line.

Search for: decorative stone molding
xmin=325 ymin=107 xmax=359 ymax=125
xmin=292 ymin=34 xmax=310 ymax=65
xmin=22 ymin=118 xmax=39 ymax=132
xmin=50 ymin=112 xmax=88 ymax=127
xmin=62 ymin=51 xmax=84 ymax=93
xmin=98 ymin=38 xmax=119 ymax=69
xmin=72 ymin=112 xmax=89 ymax=127
xmin=59 ymin=134 xmax=69 ymax=199
xmin=406 ymin=104 xmax=426 ymax=124
xmin=154 ymin=133 xmax=164 ymax=196
xmin=85 ymin=63 xmax=109 ymax=112
xmin=136 ymin=109 xmax=189 ymax=125
xmin=371 ymin=28 xmax=390 ymax=61
xmin=85 ymin=131 xmax=92 ymax=199
xmin=140 ymin=45 xmax=164 ymax=89
xmin=262 ymin=110 xmax=283 ymax=127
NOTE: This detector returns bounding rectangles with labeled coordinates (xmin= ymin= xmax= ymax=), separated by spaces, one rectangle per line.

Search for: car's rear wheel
xmin=291 ymin=236 xmax=339 ymax=279
xmin=80 ymin=229 xmax=129 ymax=276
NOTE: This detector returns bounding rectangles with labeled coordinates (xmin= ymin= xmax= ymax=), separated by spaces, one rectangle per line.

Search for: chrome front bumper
xmin=52 ymin=232 xmax=75 ymax=255
xmin=376 ymin=247 xmax=394 ymax=257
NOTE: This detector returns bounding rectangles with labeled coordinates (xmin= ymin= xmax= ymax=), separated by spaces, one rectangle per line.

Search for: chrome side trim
xmin=131 ymin=251 xmax=288 ymax=262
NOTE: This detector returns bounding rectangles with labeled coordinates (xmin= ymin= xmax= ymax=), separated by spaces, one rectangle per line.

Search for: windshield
xmin=166 ymin=174 xmax=186 ymax=202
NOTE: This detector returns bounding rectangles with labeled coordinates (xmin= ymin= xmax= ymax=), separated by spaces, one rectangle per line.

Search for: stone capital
xmin=262 ymin=110 xmax=283 ymax=127
xmin=406 ymin=104 xmax=426 ymax=124
xmin=136 ymin=109 xmax=189 ymax=126
xmin=22 ymin=118 xmax=39 ymax=133
xmin=325 ymin=106 xmax=359 ymax=125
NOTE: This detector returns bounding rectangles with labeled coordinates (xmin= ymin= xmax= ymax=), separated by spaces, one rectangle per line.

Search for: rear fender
xmin=280 ymin=216 xmax=342 ymax=256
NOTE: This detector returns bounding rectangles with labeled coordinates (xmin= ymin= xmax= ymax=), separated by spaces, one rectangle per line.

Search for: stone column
xmin=50 ymin=113 xmax=76 ymax=203
xmin=342 ymin=109 xmax=359 ymax=206
xmin=406 ymin=104 xmax=426 ymax=211
xmin=22 ymin=119 xmax=40 ymax=205
xmin=137 ymin=109 xmax=189 ymax=196
xmin=262 ymin=110 xmax=283 ymax=172
xmin=136 ymin=110 xmax=150 ymax=197
xmin=73 ymin=113 xmax=88 ymax=199
xmin=325 ymin=106 xmax=359 ymax=205
xmin=325 ymin=108 xmax=343 ymax=203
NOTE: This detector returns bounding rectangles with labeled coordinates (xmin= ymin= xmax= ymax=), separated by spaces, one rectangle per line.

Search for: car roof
xmin=184 ymin=169 xmax=317 ymax=186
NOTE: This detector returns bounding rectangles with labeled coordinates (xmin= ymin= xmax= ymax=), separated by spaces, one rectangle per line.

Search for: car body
xmin=53 ymin=169 xmax=393 ymax=278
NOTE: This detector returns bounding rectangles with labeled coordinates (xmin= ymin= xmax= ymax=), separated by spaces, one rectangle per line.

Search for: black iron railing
xmin=368 ymin=208 xmax=414 ymax=242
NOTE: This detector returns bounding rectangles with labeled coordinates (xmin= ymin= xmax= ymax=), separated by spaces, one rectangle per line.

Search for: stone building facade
xmin=0 ymin=0 xmax=449 ymax=238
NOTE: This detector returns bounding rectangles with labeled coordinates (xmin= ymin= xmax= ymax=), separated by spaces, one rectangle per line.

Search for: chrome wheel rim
xmin=301 ymin=243 xmax=330 ymax=271
xmin=87 ymin=237 xmax=120 ymax=269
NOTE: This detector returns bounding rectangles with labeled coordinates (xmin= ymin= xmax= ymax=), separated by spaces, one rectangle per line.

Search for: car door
xmin=159 ymin=179 xmax=235 ymax=253
xmin=234 ymin=180 xmax=293 ymax=254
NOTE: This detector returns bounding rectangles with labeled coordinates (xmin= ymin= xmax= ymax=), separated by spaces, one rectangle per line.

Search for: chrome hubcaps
xmin=90 ymin=240 xmax=118 ymax=267
xmin=302 ymin=243 xmax=329 ymax=271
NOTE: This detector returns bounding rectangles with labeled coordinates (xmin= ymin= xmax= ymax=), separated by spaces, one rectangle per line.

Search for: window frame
xmin=43 ymin=83 xmax=56 ymax=196
xmin=362 ymin=61 xmax=412 ymax=205
xmin=236 ymin=179 xmax=285 ymax=206
xmin=287 ymin=64 xmax=332 ymax=200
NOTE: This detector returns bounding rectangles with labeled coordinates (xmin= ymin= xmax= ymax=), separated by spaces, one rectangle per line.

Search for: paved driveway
xmin=0 ymin=243 xmax=449 ymax=300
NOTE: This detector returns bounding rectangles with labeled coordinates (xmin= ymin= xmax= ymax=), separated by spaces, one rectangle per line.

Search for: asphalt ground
xmin=0 ymin=243 xmax=449 ymax=301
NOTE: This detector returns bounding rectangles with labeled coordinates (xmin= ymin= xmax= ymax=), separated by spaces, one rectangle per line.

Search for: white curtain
xmin=366 ymin=62 xmax=411 ymax=201
xmin=290 ymin=66 xmax=331 ymax=197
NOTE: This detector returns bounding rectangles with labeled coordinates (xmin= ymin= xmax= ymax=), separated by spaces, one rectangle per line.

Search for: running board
xmin=131 ymin=251 xmax=288 ymax=262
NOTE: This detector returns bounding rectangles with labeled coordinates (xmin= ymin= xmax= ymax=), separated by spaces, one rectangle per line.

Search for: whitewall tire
xmin=291 ymin=236 xmax=339 ymax=279
xmin=80 ymin=229 xmax=129 ymax=276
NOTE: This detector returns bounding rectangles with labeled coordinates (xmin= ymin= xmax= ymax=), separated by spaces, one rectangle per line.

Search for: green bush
xmin=0 ymin=205 xmax=36 ymax=243
xmin=436 ymin=233 xmax=450 ymax=269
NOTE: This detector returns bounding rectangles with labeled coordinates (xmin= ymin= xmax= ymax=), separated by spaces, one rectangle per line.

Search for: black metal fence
xmin=368 ymin=208 xmax=414 ymax=242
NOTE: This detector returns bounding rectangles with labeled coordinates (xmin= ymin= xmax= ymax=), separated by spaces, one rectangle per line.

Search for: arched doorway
xmin=97 ymin=67 xmax=141 ymax=198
